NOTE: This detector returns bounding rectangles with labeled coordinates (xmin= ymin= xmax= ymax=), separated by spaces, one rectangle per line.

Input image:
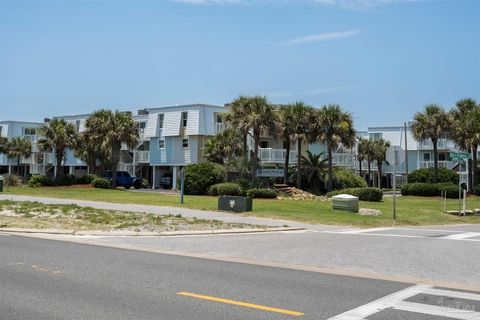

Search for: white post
xmin=152 ymin=166 xmax=156 ymax=190
xmin=462 ymin=190 xmax=467 ymax=216
xmin=393 ymin=146 xmax=397 ymax=220
xmin=69 ymin=166 xmax=73 ymax=175
xmin=172 ymin=166 xmax=178 ymax=190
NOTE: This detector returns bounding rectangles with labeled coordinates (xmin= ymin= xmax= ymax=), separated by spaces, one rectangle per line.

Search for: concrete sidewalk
xmin=0 ymin=194 xmax=340 ymax=231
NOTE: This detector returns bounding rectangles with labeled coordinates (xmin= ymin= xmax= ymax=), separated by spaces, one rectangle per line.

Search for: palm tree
xmin=315 ymin=105 xmax=356 ymax=192
xmin=85 ymin=110 xmax=139 ymax=187
xmin=356 ymin=138 xmax=368 ymax=179
xmin=300 ymin=150 xmax=329 ymax=192
xmin=226 ymin=96 xmax=252 ymax=159
xmin=411 ymin=104 xmax=450 ymax=183
xmin=277 ymin=104 xmax=296 ymax=184
xmin=358 ymin=138 xmax=375 ymax=186
xmin=0 ymin=136 xmax=7 ymax=154
xmin=450 ymin=98 xmax=480 ymax=190
xmin=6 ymin=137 xmax=32 ymax=176
xmin=74 ymin=131 xmax=100 ymax=174
xmin=204 ymin=128 xmax=243 ymax=164
xmin=372 ymin=139 xmax=390 ymax=189
xmin=38 ymin=119 xmax=77 ymax=180
xmin=242 ymin=96 xmax=277 ymax=180
xmin=290 ymin=102 xmax=314 ymax=189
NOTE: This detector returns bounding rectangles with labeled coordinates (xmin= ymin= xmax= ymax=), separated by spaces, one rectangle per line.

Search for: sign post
xmin=449 ymin=152 xmax=471 ymax=215
xmin=180 ymin=168 xmax=185 ymax=204
xmin=386 ymin=146 xmax=405 ymax=220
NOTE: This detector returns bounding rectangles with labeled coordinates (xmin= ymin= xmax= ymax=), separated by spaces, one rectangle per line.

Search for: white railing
xmin=332 ymin=153 xmax=354 ymax=167
xmin=138 ymin=128 xmax=145 ymax=140
xmin=135 ymin=151 xmax=149 ymax=163
xmin=215 ymin=123 xmax=225 ymax=133
xmin=258 ymin=148 xmax=298 ymax=164
xmin=22 ymin=135 xmax=38 ymax=143
xmin=20 ymin=156 xmax=32 ymax=164
xmin=418 ymin=160 xmax=453 ymax=169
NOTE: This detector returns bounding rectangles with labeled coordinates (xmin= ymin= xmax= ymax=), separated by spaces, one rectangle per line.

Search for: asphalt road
xmin=2 ymin=234 xmax=479 ymax=320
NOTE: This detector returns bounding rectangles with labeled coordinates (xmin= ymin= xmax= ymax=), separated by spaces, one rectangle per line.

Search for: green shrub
xmin=408 ymin=168 xmax=458 ymax=184
xmin=330 ymin=169 xmax=367 ymax=190
xmin=475 ymin=185 xmax=480 ymax=196
xmin=27 ymin=175 xmax=53 ymax=187
xmin=91 ymin=177 xmax=112 ymax=189
xmin=246 ymin=188 xmax=277 ymax=199
xmin=58 ymin=174 xmax=76 ymax=186
xmin=2 ymin=174 xmax=22 ymax=187
xmin=401 ymin=183 xmax=460 ymax=198
xmin=327 ymin=187 xmax=383 ymax=202
xmin=209 ymin=183 xmax=242 ymax=196
xmin=75 ymin=174 xmax=98 ymax=185
xmin=184 ymin=162 xmax=224 ymax=195
xmin=86 ymin=174 xmax=99 ymax=184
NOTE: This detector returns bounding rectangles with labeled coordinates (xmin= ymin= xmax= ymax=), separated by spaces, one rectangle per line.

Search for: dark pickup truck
xmin=104 ymin=171 xmax=142 ymax=189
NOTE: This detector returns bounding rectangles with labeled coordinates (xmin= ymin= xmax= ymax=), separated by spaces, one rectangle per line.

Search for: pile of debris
xmin=274 ymin=184 xmax=329 ymax=201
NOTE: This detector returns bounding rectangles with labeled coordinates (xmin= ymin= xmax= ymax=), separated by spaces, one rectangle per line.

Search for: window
xmin=159 ymin=139 xmax=165 ymax=149
xmin=138 ymin=122 xmax=146 ymax=129
xmin=216 ymin=114 xmax=223 ymax=123
xmin=439 ymin=153 xmax=446 ymax=161
xmin=369 ymin=133 xmax=382 ymax=141
xmin=24 ymin=128 xmax=37 ymax=135
xmin=259 ymin=140 xmax=270 ymax=148
xmin=0 ymin=126 xmax=2 ymax=136
xmin=423 ymin=153 xmax=431 ymax=161
xmin=75 ymin=120 xmax=81 ymax=132
xmin=158 ymin=114 xmax=164 ymax=129
xmin=181 ymin=112 xmax=188 ymax=127
xmin=182 ymin=138 xmax=189 ymax=148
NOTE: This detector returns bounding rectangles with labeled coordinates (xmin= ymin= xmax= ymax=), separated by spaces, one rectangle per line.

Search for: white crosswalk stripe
xmin=327 ymin=284 xmax=480 ymax=320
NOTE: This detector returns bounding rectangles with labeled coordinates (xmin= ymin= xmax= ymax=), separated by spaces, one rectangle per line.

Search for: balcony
xmin=20 ymin=156 xmax=33 ymax=164
xmin=332 ymin=153 xmax=354 ymax=167
xmin=138 ymin=128 xmax=146 ymax=140
xmin=22 ymin=134 xmax=38 ymax=143
xmin=418 ymin=160 xmax=453 ymax=169
xmin=30 ymin=164 xmax=47 ymax=175
xmin=134 ymin=151 xmax=149 ymax=163
xmin=258 ymin=148 xmax=298 ymax=164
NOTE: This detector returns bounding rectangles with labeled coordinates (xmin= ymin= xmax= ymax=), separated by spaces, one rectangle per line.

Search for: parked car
xmin=159 ymin=176 xmax=172 ymax=189
xmin=104 ymin=171 xmax=142 ymax=189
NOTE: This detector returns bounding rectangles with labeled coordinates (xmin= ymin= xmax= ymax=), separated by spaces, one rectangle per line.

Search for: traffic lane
xmin=0 ymin=234 xmax=410 ymax=320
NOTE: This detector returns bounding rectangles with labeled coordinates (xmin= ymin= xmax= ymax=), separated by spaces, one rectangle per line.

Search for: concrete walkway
xmin=0 ymin=194 xmax=340 ymax=231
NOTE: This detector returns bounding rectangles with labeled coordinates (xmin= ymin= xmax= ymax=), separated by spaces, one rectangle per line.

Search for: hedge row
xmin=401 ymin=183 xmax=462 ymax=198
xmin=209 ymin=183 xmax=278 ymax=199
xmin=327 ymin=188 xmax=383 ymax=202
xmin=246 ymin=188 xmax=278 ymax=199
xmin=408 ymin=168 xmax=459 ymax=184
xmin=28 ymin=174 xmax=98 ymax=187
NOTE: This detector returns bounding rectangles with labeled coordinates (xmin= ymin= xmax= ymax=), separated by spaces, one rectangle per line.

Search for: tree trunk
xmin=432 ymin=138 xmax=438 ymax=183
xmin=327 ymin=145 xmax=333 ymax=192
xmin=17 ymin=156 xmax=21 ymax=175
xmin=473 ymin=146 xmax=478 ymax=190
xmin=251 ymin=133 xmax=259 ymax=183
xmin=377 ymin=160 xmax=382 ymax=189
xmin=55 ymin=150 xmax=63 ymax=182
xmin=367 ymin=157 xmax=371 ymax=187
xmin=358 ymin=159 xmax=362 ymax=178
xmin=284 ymin=140 xmax=290 ymax=185
xmin=111 ymin=146 xmax=120 ymax=188
xmin=296 ymin=139 xmax=302 ymax=189
xmin=242 ymin=131 xmax=248 ymax=160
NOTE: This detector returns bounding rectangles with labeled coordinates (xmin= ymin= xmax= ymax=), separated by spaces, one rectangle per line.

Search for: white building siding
xmin=185 ymin=110 xmax=199 ymax=135
xmin=144 ymin=113 xmax=159 ymax=138
xmin=162 ymin=112 xmax=181 ymax=137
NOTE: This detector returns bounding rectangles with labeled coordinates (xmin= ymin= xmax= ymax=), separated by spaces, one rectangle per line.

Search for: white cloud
xmin=313 ymin=0 xmax=427 ymax=9
xmin=279 ymin=30 xmax=362 ymax=47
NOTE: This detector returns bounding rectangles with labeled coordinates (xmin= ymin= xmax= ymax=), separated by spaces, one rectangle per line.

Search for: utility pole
xmin=404 ymin=122 xmax=408 ymax=183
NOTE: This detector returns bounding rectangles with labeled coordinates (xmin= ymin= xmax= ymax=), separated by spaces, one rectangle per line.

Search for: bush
xmin=58 ymin=174 xmax=76 ymax=186
xmin=246 ymin=188 xmax=277 ymax=199
xmin=401 ymin=183 xmax=460 ymax=198
xmin=209 ymin=183 xmax=243 ymax=196
xmin=2 ymin=174 xmax=22 ymax=187
xmin=331 ymin=169 xmax=367 ymax=190
xmin=91 ymin=177 xmax=112 ymax=189
xmin=75 ymin=174 xmax=98 ymax=185
xmin=327 ymin=187 xmax=383 ymax=202
xmin=184 ymin=162 xmax=224 ymax=195
xmin=27 ymin=175 xmax=53 ymax=188
xmin=408 ymin=168 xmax=458 ymax=184
xmin=475 ymin=185 xmax=480 ymax=196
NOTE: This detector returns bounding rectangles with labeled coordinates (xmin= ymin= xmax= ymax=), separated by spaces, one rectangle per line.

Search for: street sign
xmin=449 ymin=152 xmax=471 ymax=160
xmin=256 ymin=168 xmax=284 ymax=177
xmin=386 ymin=146 xmax=405 ymax=166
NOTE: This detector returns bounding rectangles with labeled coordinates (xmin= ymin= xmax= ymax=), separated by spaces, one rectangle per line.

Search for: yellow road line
xmin=177 ymin=291 xmax=304 ymax=316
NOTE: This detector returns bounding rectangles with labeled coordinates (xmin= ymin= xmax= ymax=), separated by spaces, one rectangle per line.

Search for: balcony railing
xmin=30 ymin=164 xmax=47 ymax=175
xmin=332 ymin=153 xmax=354 ymax=167
xmin=418 ymin=160 xmax=453 ymax=169
xmin=20 ymin=156 xmax=33 ymax=164
xmin=135 ymin=151 xmax=149 ymax=163
xmin=22 ymin=135 xmax=38 ymax=143
xmin=258 ymin=148 xmax=298 ymax=164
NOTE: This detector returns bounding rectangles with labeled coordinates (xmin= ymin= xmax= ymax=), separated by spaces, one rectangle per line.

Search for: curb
xmin=0 ymin=226 xmax=304 ymax=237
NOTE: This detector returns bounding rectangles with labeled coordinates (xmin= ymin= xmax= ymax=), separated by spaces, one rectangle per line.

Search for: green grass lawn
xmin=3 ymin=186 xmax=480 ymax=227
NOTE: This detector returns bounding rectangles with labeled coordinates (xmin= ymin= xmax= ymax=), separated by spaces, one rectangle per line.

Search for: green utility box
xmin=0 ymin=177 xmax=3 ymax=192
xmin=218 ymin=196 xmax=252 ymax=213
xmin=332 ymin=194 xmax=359 ymax=213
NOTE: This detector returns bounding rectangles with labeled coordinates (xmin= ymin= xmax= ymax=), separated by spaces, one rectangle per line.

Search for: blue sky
xmin=0 ymin=0 xmax=479 ymax=129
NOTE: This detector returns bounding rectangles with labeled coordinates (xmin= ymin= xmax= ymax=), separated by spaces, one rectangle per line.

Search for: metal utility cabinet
xmin=332 ymin=194 xmax=359 ymax=212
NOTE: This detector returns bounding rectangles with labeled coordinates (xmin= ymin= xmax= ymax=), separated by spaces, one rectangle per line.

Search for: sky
xmin=0 ymin=0 xmax=479 ymax=130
